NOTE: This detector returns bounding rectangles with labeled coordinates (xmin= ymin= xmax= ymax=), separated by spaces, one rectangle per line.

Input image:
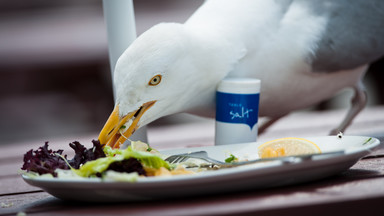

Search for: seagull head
xmin=98 ymin=23 xmax=245 ymax=148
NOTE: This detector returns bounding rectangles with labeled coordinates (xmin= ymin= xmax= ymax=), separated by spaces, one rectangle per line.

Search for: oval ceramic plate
xmin=23 ymin=136 xmax=380 ymax=202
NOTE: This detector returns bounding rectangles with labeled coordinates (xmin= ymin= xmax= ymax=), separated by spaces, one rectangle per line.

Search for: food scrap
xmin=225 ymin=154 xmax=238 ymax=163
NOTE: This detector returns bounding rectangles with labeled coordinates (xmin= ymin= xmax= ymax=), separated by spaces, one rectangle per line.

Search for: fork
xmin=164 ymin=150 xmax=345 ymax=169
xmin=165 ymin=151 xmax=228 ymax=167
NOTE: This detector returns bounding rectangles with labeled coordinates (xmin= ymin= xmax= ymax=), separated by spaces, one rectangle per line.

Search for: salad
xmin=21 ymin=140 xmax=194 ymax=182
xmin=21 ymin=137 xmax=323 ymax=182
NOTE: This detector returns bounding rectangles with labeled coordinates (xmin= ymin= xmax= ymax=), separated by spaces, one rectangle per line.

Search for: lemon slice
xmin=258 ymin=137 xmax=321 ymax=158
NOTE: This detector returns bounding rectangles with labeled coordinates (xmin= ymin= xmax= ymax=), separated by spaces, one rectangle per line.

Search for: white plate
xmin=23 ymin=136 xmax=380 ymax=202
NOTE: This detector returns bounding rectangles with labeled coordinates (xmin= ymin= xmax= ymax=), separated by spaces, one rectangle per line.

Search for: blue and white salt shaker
xmin=215 ymin=78 xmax=261 ymax=145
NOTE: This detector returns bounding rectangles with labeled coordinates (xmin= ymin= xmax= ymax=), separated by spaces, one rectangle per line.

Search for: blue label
xmin=216 ymin=92 xmax=259 ymax=129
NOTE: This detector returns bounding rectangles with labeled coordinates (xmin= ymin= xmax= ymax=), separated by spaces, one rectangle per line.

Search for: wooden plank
xmin=0 ymin=192 xmax=52 ymax=215
xmin=147 ymin=106 xmax=384 ymax=149
xmin=0 ymin=177 xmax=41 ymax=195
xmin=1 ymin=106 xmax=383 ymax=157
xmin=0 ymin=163 xmax=22 ymax=177
xmin=0 ymin=158 xmax=383 ymax=215
xmin=0 ymin=107 xmax=382 ymax=215
xmin=0 ymin=7 xmax=108 ymax=68
xmin=2 ymin=172 xmax=384 ymax=216
xmin=0 ymin=133 xmax=99 ymax=158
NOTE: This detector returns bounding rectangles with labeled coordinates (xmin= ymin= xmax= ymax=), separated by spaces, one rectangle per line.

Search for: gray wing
xmin=302 ymin=0 xmax=384 ymax=72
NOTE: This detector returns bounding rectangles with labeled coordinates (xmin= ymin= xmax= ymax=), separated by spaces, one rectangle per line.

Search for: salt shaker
xmin=215 ymin=78 xmax=261 ymax=145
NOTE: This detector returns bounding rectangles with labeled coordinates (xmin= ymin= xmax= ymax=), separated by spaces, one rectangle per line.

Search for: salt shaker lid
xmin=217 ymin=78 xmax=261 ymax=94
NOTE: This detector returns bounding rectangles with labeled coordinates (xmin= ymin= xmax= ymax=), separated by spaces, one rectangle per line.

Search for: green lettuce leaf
xmin=121 ymin=147 xmax=170 ymax=170
xmin=73 ymin=146 xmax=170 ymax=178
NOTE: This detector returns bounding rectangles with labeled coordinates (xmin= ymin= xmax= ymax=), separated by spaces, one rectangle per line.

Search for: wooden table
xmin=1 ymin=107 xmax=384 ymax=216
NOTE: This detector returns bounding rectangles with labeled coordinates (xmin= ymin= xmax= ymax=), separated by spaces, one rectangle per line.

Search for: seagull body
xmin=99 ymin=0 xmax=384 ymax=148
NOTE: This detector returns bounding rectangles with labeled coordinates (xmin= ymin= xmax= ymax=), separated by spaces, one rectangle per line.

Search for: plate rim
xmin=21 ymin=135 xmax=381 ymax=201
xmin=22 ymin=135 xmax=380 ymax=185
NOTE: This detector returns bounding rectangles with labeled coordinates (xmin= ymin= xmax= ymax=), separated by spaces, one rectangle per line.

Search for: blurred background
xmin=0 ymin=0 xmax=383 ymax=145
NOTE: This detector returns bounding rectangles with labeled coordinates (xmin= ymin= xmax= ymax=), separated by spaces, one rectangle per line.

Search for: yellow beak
xmin=98 ymin=101 xmax=156 ymax=148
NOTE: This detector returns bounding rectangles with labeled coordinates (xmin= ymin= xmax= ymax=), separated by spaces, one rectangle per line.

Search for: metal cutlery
xmin=164 ymin=150 xmax=345 ymax=169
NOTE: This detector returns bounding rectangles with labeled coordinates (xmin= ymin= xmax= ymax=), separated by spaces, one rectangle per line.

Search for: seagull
xmin=98 ymin=0 xmax=384 ymax=148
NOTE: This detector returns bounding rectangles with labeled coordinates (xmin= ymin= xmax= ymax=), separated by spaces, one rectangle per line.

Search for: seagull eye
xmin=149 ymin=75 xmax=162 ymax=86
